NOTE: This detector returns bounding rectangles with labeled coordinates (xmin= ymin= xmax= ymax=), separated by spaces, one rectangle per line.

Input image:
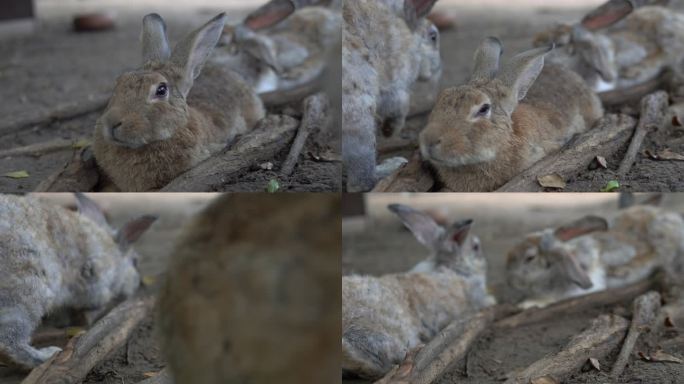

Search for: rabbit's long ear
xmin=74 ymin=193 xmax=109 ymax=228
xmin=554 ymin=216 xmax=608 ymax=242
xmin=403 ymin=0 xmax=438 ymax=30
xmin=244 ymin=0 xmax=295 ymax=31
xmin=169 ymin=13 xmax=227 ymax=97
xmin=446 ymin=219 xmax=473 ymax=246
xmin=498 ymin=45 xmax=552 ymax=108
xmin=142 ymin=13 xmax=171 ymax=67
xmin=115 ymin=215 xmax=158 ymax=251
xmin=388 ymin=204 xmax=444 ymax=249
xmin=471 ymin=37 xmax=503 ymax=82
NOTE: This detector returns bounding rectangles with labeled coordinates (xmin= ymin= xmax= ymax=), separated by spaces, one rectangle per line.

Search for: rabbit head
xmin=420 ymin=38 xmax=552 ymax=168
xmin=74 ymin=193 xmax=157 ymax=298
xmin=417 ymin=20 xmax=441 ymax=82
xmin=506 ymin=215 xmax=608 ymax=297
xmin=96 ymin=13 xmax=228 ymax=149
xmin=387 ymin=204 xmax=484 ymax=276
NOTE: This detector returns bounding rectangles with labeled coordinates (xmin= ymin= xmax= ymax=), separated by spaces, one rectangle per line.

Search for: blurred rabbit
xmin=343 ymin=0 xmax=439 ymax=192
xmin=342 ymin=204 xmax=494 ymax=379
xmin=506 ymin=204 xmax=684 ymax=308
xmin=159 ymin=194 xmax=339 ymax=384
xmin=0 ymin=193 xmax=156 ymax=370
xmin=535 ymin=6 xmax=684 ymax=93
xmin=420 ymin=38 xmax=603 ymax=191
xmin=410 ymin=20 xmax=443 ymax=116
xmin=93 ymin=13 xmax=265 ymax=192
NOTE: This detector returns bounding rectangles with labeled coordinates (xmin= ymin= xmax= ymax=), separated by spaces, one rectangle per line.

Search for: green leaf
xmin=601 ymin=180 xmax=620 ymax=192
xmin=3 ymin=170 xmax=30 ymax=179
xmin=266 ymin=179 xmax=280 ymax=193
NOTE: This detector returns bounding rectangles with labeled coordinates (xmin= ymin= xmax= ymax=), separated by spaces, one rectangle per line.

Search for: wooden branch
xmin=582 ymin=0 xmax=670 ymax=30
xmin=0 ymin=96 xmax=108 ymax=137
xmin=611 ymin=291 xmax=662 ymax=379
xmin=504 ymin=314 xmax=630 ymax=384
xmin=372 ymin=150 xmax=435 ymax=192
xmin=0 ymin=139 xmax=86 ymax=158
xmin=496 ymin=273 xmax=663 ymax=329
xmin=599 ymin=74 xmax=667 ymax=107
xmin=161 ymin=115 xmax=299 ymax=192
xmin=260 ymin=79 xmax=323 ymax=108
xmin=136 ymin=367 xmax=173 ymax=384
xmin=280 ymin=93 xmax=327 ymax=176
xmin=498 ymin=114 xmax=637 ymax=192
xmin=618 ymin=91 xmax=669 ymax=177
xmin=375 ymin=308 xmax=495 ymax=384
xmin=21 ymin=296 xmax=154 ymax=384
xmin=33 ymin=147 xmax=100 ymax=192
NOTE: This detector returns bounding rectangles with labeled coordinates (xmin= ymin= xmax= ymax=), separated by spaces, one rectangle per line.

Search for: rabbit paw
xmin=376 ymin=157 xmax=408 ymax=179
xmin=37 ymin=346 xmax=62 ymax=361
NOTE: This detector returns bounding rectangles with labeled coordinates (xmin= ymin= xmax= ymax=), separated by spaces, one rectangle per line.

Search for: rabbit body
xmin=0 ymin=194 xmax=154 ymax=369
xmin=421 ymin=39 xmax=603 ymax=192
xmin=159 ymin=194 xmax=340 ymax=384
xmin=539 ymin=6 xmax=684 ymax=93
xmin=94 ymin=14 xmax=264 ymax=192
xmin=507 ymin=205 xmax=684 ymax=308
xmin=342 ymin=204 xmax=494 ymax=379
xmin=343 ymin=0 xmax=438 ymax=192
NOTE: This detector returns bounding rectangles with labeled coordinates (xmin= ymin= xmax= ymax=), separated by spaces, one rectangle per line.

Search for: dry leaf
xmin=639 ymin=351 xmax=650 ymax=361
xmin=665 ymin=316 xmax=676 ymax=327
xmin=649 ymin=350 xmax=684 ymax=364
xmin=673 ymin=115 xmax=682 ymax=127
xmin=3 ymin=170 xmax=30 ymax=179
xmin=588 ymin=357 xmax=601 ymax=371
xmin=595 ymin=156 xmax=608 ymax=169
xmin=66 ymin=327 xmax=85 ymax=337
xmin=72 ymin=139 xmax=91 ymax=149
xmin=309 ymin=150 xmax=341 ymax=162
xmin=259 ymin=162 xmax=274 ymax=170
xmin=657 ymin=149 xmax=684 ymax=161
xmin=531 ymin=376 xmax=559 ymax=384
xmin=142 ymin=275 xmax=156 ymax=287
xmin=644 ymin=149 xmax=658 ymax=160
xmin=143 ymin=371 xmax=160 ymax=378
xmin=537 ymin=174 xmax=566 ymax=189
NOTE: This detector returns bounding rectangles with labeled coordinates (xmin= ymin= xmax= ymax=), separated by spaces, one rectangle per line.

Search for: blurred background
xmin=343 ymin=193 xmax=684 ymax=303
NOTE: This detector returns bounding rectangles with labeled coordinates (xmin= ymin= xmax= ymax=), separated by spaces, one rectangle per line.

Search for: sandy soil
xmin=0 ymin=0 xmax=341 ymax=193
xmin=379 ymin=0 xmax=684 ymax=192
xmin=343 ymin=193 xmax=684 ymax=384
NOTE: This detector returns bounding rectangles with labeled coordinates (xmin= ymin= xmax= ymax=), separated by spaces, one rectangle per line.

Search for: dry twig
xmin=280 ymin=93 xmax=327 ymax=176
xmin=372 ymin=150 xmax=435 ymax=192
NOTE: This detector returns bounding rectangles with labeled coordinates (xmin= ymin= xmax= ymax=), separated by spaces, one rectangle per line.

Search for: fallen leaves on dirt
xmin=640 ymin=350 xmax=684 ymax=363
xmin=3 ymin=170 xmax=30 ymax=178
xmin=665 ymin=316 xmax=676 ymax=328
xmin=588 ymin=357 xmax=601 ymax=371
xmin=531 ymin=376 xmax=559 ymax=384
xmin=644 ymin=148 xmax=684 ymax=161
xmin=537 ymin=174 xmax=566 ymax=189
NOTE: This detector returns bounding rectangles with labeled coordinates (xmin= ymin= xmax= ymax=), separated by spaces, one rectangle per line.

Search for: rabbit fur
xmin=159 ymin=194 xmax=340 ymax=384
xmin=342 ymin=204 xmax=495 ymax=379
xmin=420 ymin=37 xmax=603 ymax=192
xmin=343 ymin=0 xmax=440 ymax=192
xmin=506 ymin=204 xmax=684 ymax=308
xmin=0 ymin=193 xmax=156 ymax=369
xmin=93 ymin=13 xmax=265 ymax=192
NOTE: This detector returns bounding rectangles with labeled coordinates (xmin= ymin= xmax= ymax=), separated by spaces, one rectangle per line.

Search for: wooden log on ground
xmin=498 ymin=114 xmax=637 ymax=192
xmin=0 ymin=96 xmax=108 ymax=137
xmin=618 ymin=91 xmax=669 ymax=177
xmin=496 ymin=273 xmax=663 ymax=329
xmin=611 ymin=291 xmax=662 ymax=379
xmin=504 ymin=314 xmax=630 ymax=384
xmin=137 ymin=367 xmax=173 ymax=384
xmin=34 ymin=147 xmax=100 ymax=192
xmin=21 ymin=296 xmax=154 ymax=384
xmin=161 ymin=115 xmax=299 ymax=192
xmin=0 ymin=138 xmax=85 ymax=158
xmin=280 ymin=93 xmax=327 ymax=176
xmin=599 ymin=73 xmax=668 ymax=108
xmin=372 ymin=150 xmax=435 ymax=192
xmin=375 ymin=308 xmax=495 ymax=384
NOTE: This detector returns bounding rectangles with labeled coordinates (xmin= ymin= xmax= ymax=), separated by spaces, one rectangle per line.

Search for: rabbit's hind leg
xmin=0 ymin=307 xmax=60 ymax=370
xmin=342 ymin=328 xmax=404 ymax=380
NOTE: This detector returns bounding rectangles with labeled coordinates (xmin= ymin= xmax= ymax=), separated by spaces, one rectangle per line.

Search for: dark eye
xmin=524 ymin=255 xmax=535 ymax=263
xmin=155 ymin=83 xmax=168 ymax=98
xmin=473 ymin=243 xmax=480 ymax=252
xmin=428 ymin=27 xmax=438 ymax=43
xmin=477 ymin=103 xmax=491 ymax=116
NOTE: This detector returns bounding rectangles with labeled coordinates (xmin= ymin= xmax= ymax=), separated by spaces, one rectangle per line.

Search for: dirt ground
xmin=0 ymin=193 xmax=215 ymax=384
xmin=379 ymin=0 xmax=684 ymax=192
xmin=343 ymin=193 xmax=684 ymax=384
xmin=0 ymin=0 xmax=340 ymax=193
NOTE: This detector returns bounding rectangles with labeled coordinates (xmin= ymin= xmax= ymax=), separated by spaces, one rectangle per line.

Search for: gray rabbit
xmin=0 ymin=193 xmax=156 ymax=370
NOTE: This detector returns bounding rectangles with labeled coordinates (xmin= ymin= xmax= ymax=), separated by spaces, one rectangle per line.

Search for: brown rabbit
xmin=420 ymin=37 xmax=603 ymax=191
xmin=93 ymin=13 xmax=265 ymax=192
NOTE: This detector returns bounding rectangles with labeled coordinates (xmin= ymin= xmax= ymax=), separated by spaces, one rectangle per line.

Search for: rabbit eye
xmin=524 ymin=255 xmax=535 ymax=263
xmin=428 ymin=27 xmax=438 ymax=43
xmin=155 ymin=83 xmax=168 ymax=98
xmin=477 ymin=104 xmax=491 ymax=117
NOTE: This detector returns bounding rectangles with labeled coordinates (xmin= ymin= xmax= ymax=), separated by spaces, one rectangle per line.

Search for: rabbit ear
xmin=471 ymin=37 xmax=503 ymax=82
xmin=554 ymin=216 xmax=608 ymax=241
xmin=497 ymin=45 xmax=552 ymax=112
xmin=581 ymin=0 xmax=635 ymax=30
xmin=244 ymin=0 xmax=295 ymax=30
xmin=142 ymin=13 xmax=171 ymax=67
xmin=557 ymin=249 xmax=593 ymax=289
xmin=115 ymin=215 xmax=158 ymax=251
xmin=74 ymin=193 xmax=108 ymax=228
xmin=447 ymin=219 xmax=473 ymax=246
xmin=403 ymin=0 xmax=438 ymax=29
xmin=388 ymin=204 xmax=444 ymax=249
xmin=169 ymin=13 xmax=228 ymax=97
